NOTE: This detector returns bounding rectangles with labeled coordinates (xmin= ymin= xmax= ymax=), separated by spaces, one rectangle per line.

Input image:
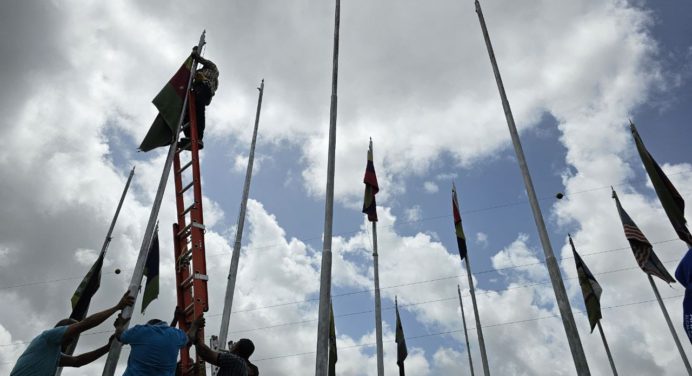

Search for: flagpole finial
xmin=611 ymin=187 xmax=616 ymax=199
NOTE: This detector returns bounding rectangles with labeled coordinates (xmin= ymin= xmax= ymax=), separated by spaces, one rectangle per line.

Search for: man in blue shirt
xmin=10 ymin=291 xmax=134 ymax=375
xmin=115 ymin=316 xmax=191 ymax=375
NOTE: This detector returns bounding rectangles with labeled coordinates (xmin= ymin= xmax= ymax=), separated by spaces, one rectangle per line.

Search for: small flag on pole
xmin=675 ymin=248 xmax=692 ymax=344
xmin=70 ymin=251 xmax=105 ymax=320
xmin=452 ymin=183 xmax=468 ymax=260
xmin=569 ymin=235 xmax=602 ymax=332
xmin=630 ymin=122 xmax=692 ymax=246
xmin=328 ymin=302 xmax=337 ymax=376
xmin=362 ymin=139 xmax=380 ymax=222
xmin=140 ymin=57 xmax=194 ymax=152
xmin=141 ymin=226 xmax=160 ymax=313
xmin=612 ymin=189 xmax=675 ymax=283
xmin=395 ymin=297 xmax=408 ymax=375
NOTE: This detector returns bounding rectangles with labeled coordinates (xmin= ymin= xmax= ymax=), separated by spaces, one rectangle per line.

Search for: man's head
xmin=146 ymin=319 xmax=166 ymax=326
xmin=230 ymin=338 xmax=255 ymax=359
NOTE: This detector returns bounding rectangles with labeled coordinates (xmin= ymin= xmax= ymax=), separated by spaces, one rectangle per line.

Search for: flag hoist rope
xmin=316 ymin=0 xmax=341 ymax=374
xmin=473 ymin=1 xmax=590 ymax=375
xmin=102 ymin=31 xmax=206 ymax=376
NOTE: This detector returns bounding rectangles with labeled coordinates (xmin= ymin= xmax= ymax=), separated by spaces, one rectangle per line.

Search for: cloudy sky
xmin=1 ymin=0 xmax=691 ymax=375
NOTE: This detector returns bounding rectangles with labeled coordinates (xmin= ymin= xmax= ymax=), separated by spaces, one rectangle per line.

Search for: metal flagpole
xmin=216 ymin=79 xmax=265 ymax=364
xmin=472 ymin=1 xmax=590 ymax=374
xmin=458 ymin=285 xmax=475 ymax=376
xmin=463 ymin=249 xmax=489 ymax=375
xmin=595 ymin=321 xmax=618 ymax=376
xmin=102 ymin=32 xmax=206 ymax=376
xmin=316 ymin=0 xmax=341 ymax=374
xmin=55 ymin=166 xmax=135 ymax=376
xmin=372 ymin=222 xmax=385 ymax=376
xmin=648 ymin=275 xmax=692 ymax=374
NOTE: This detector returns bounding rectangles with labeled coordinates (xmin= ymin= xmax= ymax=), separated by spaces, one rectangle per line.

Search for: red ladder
xmin=172 ymin=90 xmax=209 ymax=376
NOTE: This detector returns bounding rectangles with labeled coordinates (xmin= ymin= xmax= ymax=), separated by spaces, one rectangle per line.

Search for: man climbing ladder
xmin=181 ymin=46 xmax=219 ymax=151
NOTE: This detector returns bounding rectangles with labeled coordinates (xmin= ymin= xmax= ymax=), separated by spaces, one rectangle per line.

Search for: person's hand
xmin=116 ymin=292 xmax=135 ymax=310
xmin=113 ymin=314 xmax=130 ymax=329
xmin=193 ymin=316 xmax=206 ymax=329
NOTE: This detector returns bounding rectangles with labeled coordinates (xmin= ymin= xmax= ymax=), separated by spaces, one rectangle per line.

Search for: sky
xmin=1 ymin=0 xmax=691 ymax=375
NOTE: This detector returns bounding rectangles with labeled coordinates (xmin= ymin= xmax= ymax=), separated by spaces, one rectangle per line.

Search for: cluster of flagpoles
xmin=51 ymin=0 xmax=692 ymax=375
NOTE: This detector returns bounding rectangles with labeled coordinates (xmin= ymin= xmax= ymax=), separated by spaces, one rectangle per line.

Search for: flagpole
xmin=464 ymin=245 xmax=490 ymax=375
xmin=648 ymin=275 xmax=692 ymax=374
xmin=372 ymin=222 xmax=385 ymax=376
xmin=216 ymin=79 xmax=265 ymax=361
xmin=316 ymin=0 xmax=341 ymax=374
xmin=102 ymin=32 xmax=206 ymax=376
xmin=595 ymin=321 xmax=618 ymax=376
xmin=472 ymin=1 xmax=590 ymax=374
xmin=458 ymin=285 xmax=475 ymax=376
xmin=55 ymin=166 xmax=135 ymax=376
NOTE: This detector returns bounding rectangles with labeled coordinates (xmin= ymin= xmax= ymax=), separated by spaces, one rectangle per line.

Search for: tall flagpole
xmin=648 ymin=275 xmax=692 ymax=374
xmin=102 ymin=32 xmax=206 ymax=376
xmin=595 ymin=321 xmax=618 ymax=376
xmin=453 ymin=184 xmax=490 ymax=375
xmin=55 ymin=166 xmax=135 ymax=376
xmin=458 ymin=285 xmax=475 ymax=376
xmin=372 ymin=222 xmax=385 ymax=376
xmin=316 ymin=0 xmax=341 ymax=374
xmin=472 ymin=1 xmax=590 ymax=374
xmin=217 ymin=79 xmax=265 ymax=362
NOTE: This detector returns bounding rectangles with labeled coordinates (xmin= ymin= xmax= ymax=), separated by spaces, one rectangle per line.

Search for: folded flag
xmin=70 ymin=251 xmax=105 ymax=320
xmin=139 ymin=57 xmax=193 ymax=152
xmin=395 ymin=298 xmax=408 ymax=370
xmin=569 ymin=235 xmax=602 ymax=333
xmin=452 ymin=183 xmax=468 ymax=260
xmin=141 ymin=227 xmax=160 ymax=313
xmin=362 ymin=139 xmax=380 ymax=222
xmin=630 ymin=121 xmax=692 ymax=246
xmin=612 ymin=188 xmax=675 ymax=283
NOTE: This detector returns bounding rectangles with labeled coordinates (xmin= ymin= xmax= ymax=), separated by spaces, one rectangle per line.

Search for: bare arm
xmin=194 ymin=340 xmax=220 ymax=366
xmin=59 ymin=337 xmax=114 ymax=367
xmin=63 ymin=292 xmax=134 ymax=344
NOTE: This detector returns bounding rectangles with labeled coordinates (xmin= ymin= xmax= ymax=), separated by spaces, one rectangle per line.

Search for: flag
xmin=141 ymin=227 xmax=160 ymax=313
xmin=569 ymin=235 xmax=602 ymax=333
xmin=675 ymin=248 xmax=692 ymax=344
xmin=139 ymin=57 xmax=193 ymax=152
xmin=630 ymin=121 xmax=692 ymax=246
xmin=395 ymin=298 xmax=408 ymax=372
xmin=328 ymin=302 xmax=337 ymax=376
xmin=362 ymin=139 xmax=379 ymax=222
xmin=452 ymin=183 xmax=468 ymax=260
xmin=70 ymin=251 xmax=105 ymax=320
xmin=612 ymin=189 xmax=675 ymax=283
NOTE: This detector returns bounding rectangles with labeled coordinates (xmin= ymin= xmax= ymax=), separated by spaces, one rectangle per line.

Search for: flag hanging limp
xmin=612 ymin=189 xmax=675 ymax=283
xmin=70 ymin=251 xmax=105 ymax=320
xmin=630 ymin=121 xmax=692 ymax=246
xmin=452 ymin=184 xmax=468 ymax=260
xmin=395 ymin=298 xmax=408 ymax=371
xmin=141 ymin=227 xmax=160 ymax=313
xmin=139 ymin=57 xmax=193 ymax=152
xmin=569 ymin=235 xmax=603 ymax=333
xmin=362 ymin=139 xmax=380 ymax=222
xmin=328 ymin=302 xmax=337 ymax=376
xmin=675 ymin=248 xmax=692 ymax=344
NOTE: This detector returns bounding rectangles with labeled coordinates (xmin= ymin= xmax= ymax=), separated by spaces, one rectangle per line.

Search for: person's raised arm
xmin=188 ymin=316 xmax=220 ymax=365
xmin=63 ymin=291 xmax=134 ymax=344
xmin=191 ymin=47 xmax=216 ymax=71
xmin=59 ymin=336 xmax=115 ymax=367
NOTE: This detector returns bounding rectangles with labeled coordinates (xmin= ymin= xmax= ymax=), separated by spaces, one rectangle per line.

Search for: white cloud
xmin=404 ymin=205 xmax=422 ymax=222
xmin=475 ymin=232 xmax=488 ymax=248
xmin=423 ymin=181 xmax=439 ymax=194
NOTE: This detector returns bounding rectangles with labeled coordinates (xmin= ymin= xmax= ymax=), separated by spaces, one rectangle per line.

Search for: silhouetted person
xmin=10 ymin=292 xmax=134 ymax=376
xmin=180 ymin=46 xmax=218 ymax=151
xmin=189 ymin=317 xmax=248 ymax=376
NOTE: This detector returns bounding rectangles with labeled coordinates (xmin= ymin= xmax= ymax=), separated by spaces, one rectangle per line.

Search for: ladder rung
xmin=179 ymin=160 xmax=193 ymax=173
xmin=179 ymin=181 xmax=194 ymax=195
xmin=181 ymin=274 xmax=195 ymax=289
xmin=177 ymin=223 xmax=193 ymax=238
xmin=182 ymin=203 xmax=195 ymax=216
xmin=184 ymin=303 xmax=195 ymax=315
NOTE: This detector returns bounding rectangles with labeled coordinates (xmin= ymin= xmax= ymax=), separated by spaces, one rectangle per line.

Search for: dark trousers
xmin=184 ymin=82 xmax=212 ymax=140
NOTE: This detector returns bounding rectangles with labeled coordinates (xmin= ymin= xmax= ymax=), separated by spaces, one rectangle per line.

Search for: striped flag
xmin=452 ymin=183 xmax=468 ymax=260
xmin=141 ymin=226 xmax=160 ymax=313
xmin=328 ymin=302 xmax=337 ymax=376
xmin=569 ymin=235 xmax=602 ymax=332
xmin=362 ymin=139 xmax=380 ymax=222
xmin=70 ymin=251 xmax=105 ymax=320
xmin=395 ymin=297 xmax=408 ymax=375
xmin=612 ymin=189 xmax=675 ymax=283
xmin=630 ymin=121 xmax=692 ymax=246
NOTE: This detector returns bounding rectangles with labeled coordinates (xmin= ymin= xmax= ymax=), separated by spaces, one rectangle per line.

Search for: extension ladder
xmin=172 ymin=90 xmax=209 ymax=376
